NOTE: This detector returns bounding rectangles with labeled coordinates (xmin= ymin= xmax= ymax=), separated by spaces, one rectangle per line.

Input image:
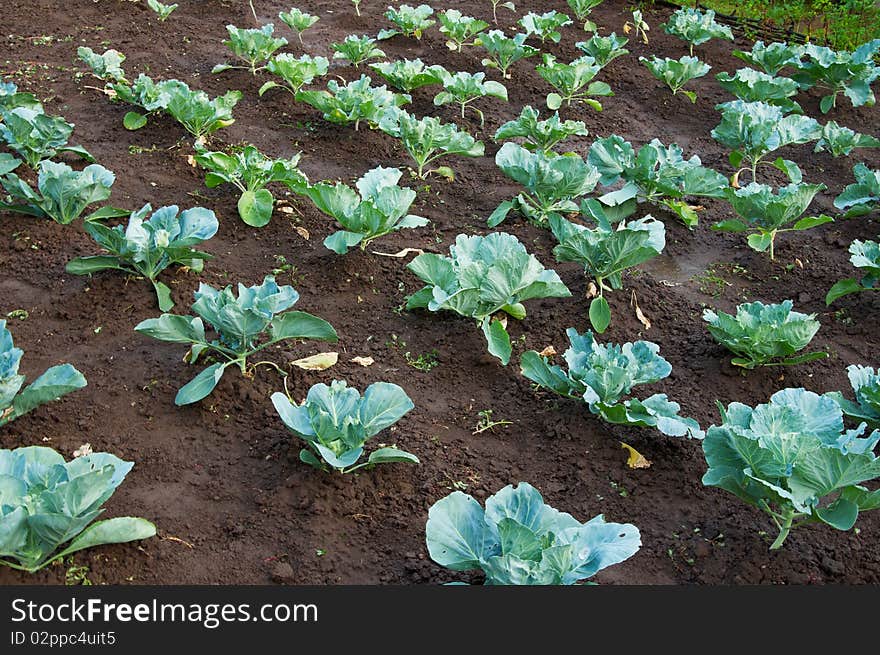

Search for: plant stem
xmin=770 ymin=511 xmax=795 ymax=550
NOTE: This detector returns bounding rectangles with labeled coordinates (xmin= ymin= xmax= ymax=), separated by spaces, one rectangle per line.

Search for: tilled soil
xmin=1 ymin=0 xmax=878 ymax=585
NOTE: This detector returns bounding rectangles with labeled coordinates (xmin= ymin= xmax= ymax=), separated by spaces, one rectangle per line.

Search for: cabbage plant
xmin=489 ymin=142 xmax=600 ymax=228
xmin=790 ymin=40 xmax=880 ymax=113
xmin=640 ymin=55 xmax=710 ymax=103
xmin=426 ymin=482 xmax=640 ymax=585
xmin=213 ymin=24 xmax=288 ymax=75
xmin=162 ymin=82 xmax=241 ymax=139
xmin=834 ymin=163 xmax=880 ymax=217
xmin=331 ymin=35 xmax=386 ymax=68
xmin=0 ymin=107 xmax=93 ymax=168
xmin=518 ymin=10 xmax=572 ymax=44
xmin=272 ymin=380 xmax=418 ymax=473
xmin=588 ymin=135 xmax=728 ymax=228
xmin=0 ymin=320 xmax=86 ymax=428
xmin=662 ymin=7 xmax=733 ymax=56
xmin=494 ymin=105 xmax=588 ymax=155
xmin=550 ymin=200 xmax=665 ymax=333
xmin=716 ymin=68 xmax=802 ymax=114
xmin=575 ymin=33 xmax=629 ymax=69
xmin=814 ymin=122 xmax=880 ymax=157
xmin=567 ymin=0 xmax=604 ymax=32
xmin=0 ymin=80 xmax=40 ymax=113
xmin=368 ymin=59 xmax=447 ymax=93
xmin=702 ymin=388 xmax=880 ymax=549
xmin=77 ymin=46 xmax=127 ymax=83
xmin=826 ymin=238 xmax=880 ymax=304
xmin=827 ymin=365 xmax=880 ymax=429
xmin=278 ymin=8 xmax=319 ymax=44
xmin=305 ymin=166 xmax=427 ymax=253
xmin=407 ymin=232 xmax=570 ymax=365
xmin=147 ymin=0 xmax=177 ymax=21
xmin=297 ymin=76 xmax=410 ymax=131
xmin=438 ymin=9 xmax=488 ymax=51
xmin=537 ymin=55 xmax=612 ymax=111
xmin=0 ymin=446 xmax=156 ymax=572
xmin=135 ymin=277 xmax=337 ymax=405
xmin=433 ymin=71 xmax=508 ymax=124
xmin=703 ymin=300 xmax=827 ymax=370
xmin=478 ymin=31 xmax=539 ymax=80
xmin=194 ymin=144 xmax=308 ymax=227
xmin=732 ymin=40 xmax=802 ymax=76
xmin=715 ymin=182 xmax=830 ymax=259
xmin=521 ymin=328 xmax=703 ymax=439
xmin=260 ymin=54 xmax=329 ymax=97
xmin=379 ymin=110 xmax=484 ymax=179
xmin=0 ymin=160 xmax=124 ymax=224
xmin=711 ymin=100 xmax=820 ymax=184
xmin=67 ymin=204 xmax=219 ymax=311
xmin=379 ymin=4 xmax=435 ymax=40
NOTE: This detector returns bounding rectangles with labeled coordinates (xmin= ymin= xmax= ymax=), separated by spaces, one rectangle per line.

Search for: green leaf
xmin=779 ymin=351 xmax=829 ymax=366
xmin=359 ymin=382 xmax=414 ymax=437
xmin=11 ymin=364 xmax=87 ymax=418
xmin=826 ymin=278 xmax=864 ymax=304
xmin=153 ymin=280 xmax=174 ymax=312
xmin=547 ymin=93 xmax=563 ymax=110
xmin=174 ymin=362 xmax=227 ymax=406
xmin=299 ymin=448 xmax=325 ymax=470
xmin=746 ymin=232 xmax=773 ymax=252
xmin=238 ymin=188 xmax=274 ymax=227
xmin=713 ymin=219 xmax=750 ymax=232
xmin=820 ymin=94 xmax=835 ymax=114
xmin=682 ymin=90 xmax=697 ymax=104
xmin=483 ymin=318 xmax=512 ymax=365
xmin=367 ymin=447 xmax=420 ymax=466
xmin=589 ymin=296 xmax=611 ymax=333
xmin=53 ymin=517 xmax=156 ymax=562
xmin=792 ymin=214 xmax=833 ymax=231
xmin=425 ymin=491 xmax=494 ymax=571
xmin=269 ymin=311 xmax=338 ymax=343
xmin=815 ymin=498 xmax=859 ymax=530
xmin=123 ymin=112 xmax=147 ymax=130
xmin=134 ymin=314 xmax=205 ymax=343
xmin=65 ymin=256 xmax=128 ymax=275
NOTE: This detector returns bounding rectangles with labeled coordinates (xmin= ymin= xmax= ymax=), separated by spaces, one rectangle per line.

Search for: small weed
xmin=472 ymin=409 xmax=512 ymax=435
xmin=65 ymin=561 xmax=92 ymax=586
xmin=405 ymin=350 xmax=439 ymax=372
xmin=6 ymin=309 xmax=28 ymax=321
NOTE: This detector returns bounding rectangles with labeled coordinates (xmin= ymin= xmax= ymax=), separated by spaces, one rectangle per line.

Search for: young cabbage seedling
xmin=814 ymin=122 xmax=880 ymax=157
xmin=489 ymin=142 xmax=600 ymax=228
xmin=588 ymin=135 xmax=728 ymax=228
xmin=640 ymin=55 xmax=710 ymax=104
xmin=331 ymin=34 xmax=387 ymax=68
xmin=67 ymin=204 xmax=219 ymax=311
xmin=623 ymin=8 xmax=649 ymax=45
xmin=260 ymin=54 xmax=330 ymax=97
xmin=732 ymin=40 xmax=803 ymax=76
xmin=567 ymin=0 xmax=605 ymax=32
xmin=715 ymin=182 xmax=831 ymax=260
xmin=0 ymin=107 xmax=94 ymax=169
xmin=194 ymin=144 xmax=308 ymax=227
xmin=368 ymin=59 xmax=447 ymax=93
xmin=272 ymin=380 xmax=419 ymax=473
xmin=379 ymin=109 xmax=484 ymax=179
xmin=517 ymin=10 xmax=572 ymax=44
xmin=433 ymin=71 xmax=508 ymax=125
xmin=711 ymin=100 xmax=820 ymax=185
xmin=146 ymin=0 xmax=178 ymax=22
xmin=0 ymin=446 xmax=156 ymax=572
xmin=426 ymin=482 xmax=641 ymax=585
xmin=716 ymin=68 xmax=803 ymax=114
xmin=379 ymin=4 xmax=435 ymax=40
xmin=438 ymin=9 xmax=488 ymax=51
xmin=662 ymin=7 xmax=733 ymax=56
xmin=305 ymin=166 xmax=428 ymax=253
xmin=494 ymin=105 xmax=589 ymax=155
xmin=77 ymin=46 xmax=127 ymax=83
xmin=537 ymin=54 xmax=613 ymax=111
xmin=0 ymin=160 xmax=127 ymax=225
xmin=278 ymin=8 xmax=319 ymax=44
xmin=826 ymin=237 xmax=880 ymax=304
xmin=214 ymin=24 xmax=288 ymax=76
xmin=550 ymin=199 xmax=665 ymax=333
xmin=296 ymin=75 xmax=410 ymax=131
xmin=702 ymin=388 xmax=880 ymax=549
xmin=135 ymin=276 xmax=338 ymax=406
xmin=703 ymin=300 xmax=828 ymax=369
xmin=478 ymin=30 xmax=539 ymax=80
xmin=407 ymin=232 xmax=571 ymax=365
xmin=521 ymin=328 xmax=704 ymax=438
xmin=833 ymin=162 xmax=880 ymax=217
xmin=575 ymin=32 xmax=629 ymax=68
xmin=826 ymin=365 xmax=880 ymax=429
xmin=790 ymin=40 xmax=880 ymax=113
xmin=0 ymin=320 xmax=86 ymax=428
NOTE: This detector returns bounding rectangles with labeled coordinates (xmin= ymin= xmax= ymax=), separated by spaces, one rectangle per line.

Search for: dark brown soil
xmin=1 ymin=0 xmax=879 ymax=585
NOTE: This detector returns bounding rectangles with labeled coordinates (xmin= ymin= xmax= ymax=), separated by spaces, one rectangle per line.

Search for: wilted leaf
xmin=351 ymin=356 xmax=374 ymax=367
xmin=73 ymin=443 xmax=93 ymax=458
xmin=631 ymin=291 xmax=651 ymax=330
xmin=621 ymin=441 xmax=651 ymax=469
xmin=538 ymin=345 xmax=557 ymax=357
xmin=291 ymin=352 xmax=338 ymax=370
xmin=295 ymin=226 xmax=310 ymax=240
